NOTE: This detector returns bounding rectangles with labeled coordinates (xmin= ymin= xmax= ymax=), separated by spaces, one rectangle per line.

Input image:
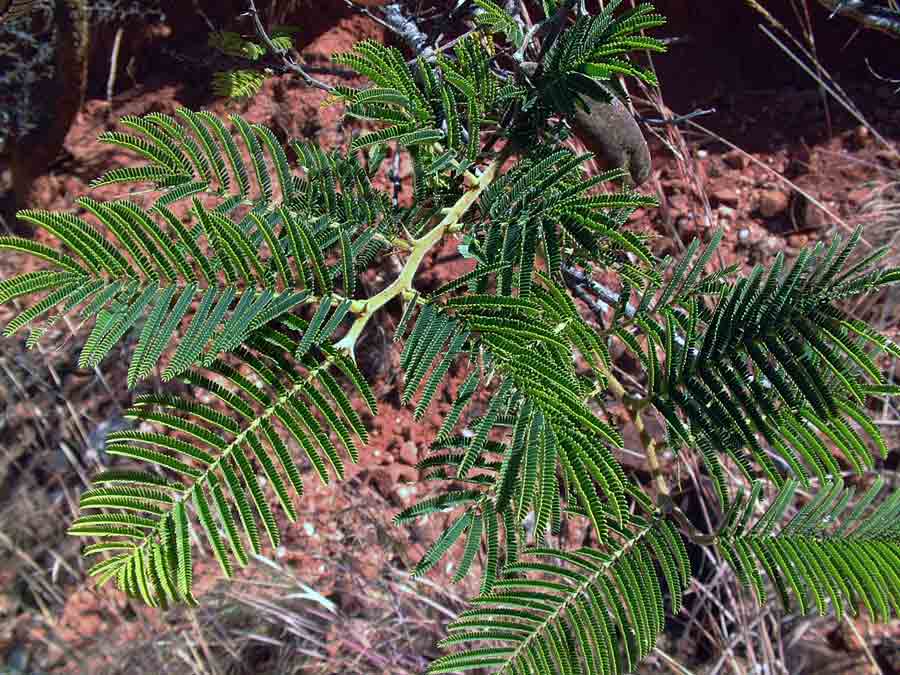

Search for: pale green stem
xmin=334 ymin=155 xmax=505 ymax=359
xmin=602 ymin=366 xmax=670 ymax=499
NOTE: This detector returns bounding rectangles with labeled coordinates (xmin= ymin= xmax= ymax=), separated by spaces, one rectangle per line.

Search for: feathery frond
xmin=524 ymin=1 xmax=666 ymax=119
xmin=718 ymin=478 xmax=900 ymax=621
xmin=398 ymin=282 xmax=627 ymax=572
xmin=1 ymin=112 xmax=391 ymax=384
xmin=430 ymin=516 xmax=688 ymax=674
xmin=68 ymin=319 xmax=375 ymax=606
xmin=642 ymin=228 xmax=897 ymax=498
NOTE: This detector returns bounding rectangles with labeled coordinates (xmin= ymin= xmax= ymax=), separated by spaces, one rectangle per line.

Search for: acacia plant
xmin=3 ymin=1 xmax=900 ymax=672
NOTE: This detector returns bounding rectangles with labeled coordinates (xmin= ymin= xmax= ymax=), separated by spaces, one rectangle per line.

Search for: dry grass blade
xmin=685 ymin=118 xmax=865 ymax=243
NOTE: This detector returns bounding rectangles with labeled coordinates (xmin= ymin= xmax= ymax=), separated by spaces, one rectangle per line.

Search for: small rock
xmin=803 ymin=202 xmax=831 ymax=230
xmin=397 ymin=485 xmax=417 ymax=503
xmin=696 ymin=149 xmax=708 ymax=159
xmin=854 ymin=125 xmax=870 ymax=147
xmin=847 ymin=188 xmax=870 ymax=207
xmin=787 ymin=233 xmax=809 ymax=248
xmin=668 ymin=193 xmax=690 ymax=213
xmin=876 ymin=149 xmax=900 ymax=168
xmin=738 ymin=228 xmax=750 ymax=243
xmin=717 ymin=205 xmax=736 ymax=220
xmin=759 ymin=190 xmax=790 ymax=218
xmin=723 ymin=150 xmax=749 ymax=170
xmin=399 ymin=441 xmax=418 ymax=466
xmin=762 ymin=235 xmax=781 ymax=255
xmin=710 ymin=186 xmax=739 ymax=207
xmin=371 ymin=464 xmax=418 ymax=501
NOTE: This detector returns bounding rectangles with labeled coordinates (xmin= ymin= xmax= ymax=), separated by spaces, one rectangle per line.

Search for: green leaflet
xmin=718 ymin=479 xmax=900 ymax=622
xmin=68 ymin=319 xmax=374 ymax=606
xmin=432 ymin=520 xmax=688 ymax=674
xmin=649 ymin=228 xmax=895 ymax=488
xmin=1 ymin=112 xmax=391 ymax=381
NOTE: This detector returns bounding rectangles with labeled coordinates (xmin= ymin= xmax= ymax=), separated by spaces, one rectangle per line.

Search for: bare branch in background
xmin=341 ymin=0 xmax=396 ymax=33
xmin=383 ymin=2 xmax=431 ymax=56
xmin=245 ymin=0 xmax=335 ymax=92
xmin=816 ymin=0 xmax=900 ymax=37
xmin=866 ymin=56 xmax=900 ymax=92
xmin=639 ymin=107 xmax=717 ymax=127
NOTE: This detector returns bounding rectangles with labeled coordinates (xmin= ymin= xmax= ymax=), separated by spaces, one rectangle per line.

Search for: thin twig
xmin=653 ymin=647 xmax=698 ymax=675
xmin=816 ymin=0 xmax=900 ymax=37
xmin=843 ymin=616 xmax=884 ymax=675
xmin=106 ymin=26 xmax=124 ymax=106
xmin=562 ymin=265 xmax=636 ymax=318
xmin=866 ymin=56 xmax=900 ymax=92
xmin=334 ymin=152 xmax=508 ymax=358
xmin=601 ymin=365 xmax=672 ymax=501
xmin=245 ymin=0 xmax=334 ymax=93
xmin=341 ymin=0 xmax=396 ymax=33
xmin=759 ymin=24 xmax=893 ymax=152
xmin=389 ymin=145 xmax=402 ymax=207
xmin=382 ymin=2 xmax=432 ymax=56
xmin=639 ymin=107 xmax=717 ymax=127
xmin=668 ymin=504 xmax=716 ymax=545
xmin=687 ymin=117 xmax=865 ymax=241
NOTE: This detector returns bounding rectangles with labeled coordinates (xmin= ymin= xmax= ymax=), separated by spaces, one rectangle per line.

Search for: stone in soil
xmin=758 ymin=189 xmax=790 ymax=218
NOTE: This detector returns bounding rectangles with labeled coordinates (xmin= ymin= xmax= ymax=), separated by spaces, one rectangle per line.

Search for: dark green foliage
xmin=477 ymin=149 xmax=657 ymax=286
xmin=397 ymin=282 xmax=629 ymax=589
xmin=639 ymin=228 xmax=898 ymax=500
xmin=211 ymin=70 xmax=266 ymax=98
xmin=1 ymin=110 xmax=390 ymax=385
xmin=332 ymin=33 xmax=503 ymax=204
xmin=206 ymin=28 xmax=295 ymax=98
xmin=522 ymin=1 xmax=665 ymax=118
